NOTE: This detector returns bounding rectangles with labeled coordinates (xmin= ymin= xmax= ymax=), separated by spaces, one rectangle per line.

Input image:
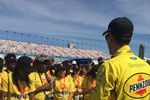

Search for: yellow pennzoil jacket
xmin=95 ymin=45 xmax=150 ymax=100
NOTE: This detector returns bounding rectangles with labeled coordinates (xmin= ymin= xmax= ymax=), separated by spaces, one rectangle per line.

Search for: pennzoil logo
xmin=123 ymin=73 xmax=150 ymax=99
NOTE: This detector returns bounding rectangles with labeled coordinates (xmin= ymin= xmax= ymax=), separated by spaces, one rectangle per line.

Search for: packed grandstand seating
xmin=0 ymin=39 xmax=108 ymax=59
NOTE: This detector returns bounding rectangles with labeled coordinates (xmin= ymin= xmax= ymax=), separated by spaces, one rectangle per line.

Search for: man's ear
xmin=110 ymin=34 xmax=119 ymax=45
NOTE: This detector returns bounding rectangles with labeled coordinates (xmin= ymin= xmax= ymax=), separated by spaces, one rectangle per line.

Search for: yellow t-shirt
xmin=54 ymin=76 xmax=75 ymax=100
xmin=0 ymin=72 xmax=2 ymax=89
xmin=0 ymin=69 xmax=12 ymax=92
xmin=2 ymin=66 xmax=6 ymax=71
xmin=73 ymin=75 xmax=83 ymax=90
xmin=82 ymin=76 xmax=96 ymax=100
xmin=73 ymin=75 xmax=83 ymax=99
xmin=1 ymin=72 xmax=35 ymax=100
xmin=29 ymin=72 xmax=51 ymax=100
xmin=66 ymin=74 xmax=73 ymax=81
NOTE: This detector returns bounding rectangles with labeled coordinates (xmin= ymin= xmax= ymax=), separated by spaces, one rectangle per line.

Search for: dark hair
xmin=98 ymin=57 xmax=103 ymax=61
xmin=4 ymin=53 xmax=17 ymax=63
xmin=55 ymin=66 xmax=66 ymax=77
xmin=12 ymin=56 xmax=32 ymax=91
xmin=0 ymin=57 xmax=4 ymax=68
xmin=72 ymin=67 xmax=80 ymax=76
xmin=33 ymin=59 xmax=48 ymax=72
xmin=87 ymin=66 xmax=98 ymax=78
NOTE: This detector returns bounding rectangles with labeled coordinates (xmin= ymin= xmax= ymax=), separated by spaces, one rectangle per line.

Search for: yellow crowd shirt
xmin=0 ymin=72 xmax=2 ymax=89
xmin=54 ymin=76 xmax=75 ymax=100
xmin=2 ymin=66 xmax=7 ymax=71
xmin=1 ymin=72 xmax=35 ymax=100
xmin=29 ymin=72 xmax=51 ymax=100
xmin=0 ymin=69 xmax=12 ymax=92
xmin=73 ymin=75 xmax=83 ymax=90
xmin=82 ymin=76 xmax=96 ymax=100
xmin=66 ymin=74 xmax=73 ymax=81
xmin=95 ymin=45 xmax=150 ymax=100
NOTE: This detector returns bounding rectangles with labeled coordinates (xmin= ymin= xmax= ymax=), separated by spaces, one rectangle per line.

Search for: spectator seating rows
xmin=0 ymin=39 xmax=108 ymax=59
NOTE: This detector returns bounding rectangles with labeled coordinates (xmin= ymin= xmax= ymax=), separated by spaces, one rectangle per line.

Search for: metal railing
xmin=0 ymin=30 xmax=100 ymax=50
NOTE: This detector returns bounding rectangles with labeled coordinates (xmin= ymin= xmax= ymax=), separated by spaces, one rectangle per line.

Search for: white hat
xmin=92 ymin=60 xmax=98 ymax=65
xmin=72 ymin=61 xmax=77 ymax=65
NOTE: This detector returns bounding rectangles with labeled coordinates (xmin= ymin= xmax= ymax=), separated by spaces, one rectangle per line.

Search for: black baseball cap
xmin=102 ymin=17 xmax=134 ymax=42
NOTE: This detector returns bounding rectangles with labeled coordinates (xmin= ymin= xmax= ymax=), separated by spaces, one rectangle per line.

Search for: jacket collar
xmin=113 ymin=45 xmax=132 ymax=57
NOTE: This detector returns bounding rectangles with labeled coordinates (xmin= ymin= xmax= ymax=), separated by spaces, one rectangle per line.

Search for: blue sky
xmin=1 ymin=0 xmax=150 ymax=36
xmin=0 ymin=0 xmax=150 ymax=57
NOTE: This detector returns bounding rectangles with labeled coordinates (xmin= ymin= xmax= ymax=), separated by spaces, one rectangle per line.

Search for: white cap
xmin=72 ymin=61 xmax=77 ymax=65
xmin=92 ymin=60 xmax=98 ymax=65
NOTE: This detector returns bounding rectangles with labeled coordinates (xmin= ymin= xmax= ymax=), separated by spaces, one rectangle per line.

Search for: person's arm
xmin=68 ymin=92 xmax=74 ymax=100
xmin=1 ymin=91 xmax=8 ymax=100
xmin=95 ymin=63 xmax=117 ymax=100
xmin=34 ymin=84 xmax=52 ymax=95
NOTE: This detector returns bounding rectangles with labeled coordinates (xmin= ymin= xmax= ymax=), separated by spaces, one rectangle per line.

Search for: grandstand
xmin=0 ymin=39 xmax=109 ymax=62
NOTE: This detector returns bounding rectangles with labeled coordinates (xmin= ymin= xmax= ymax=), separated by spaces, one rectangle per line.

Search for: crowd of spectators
xmin=0 ymin=39 xmax=108 ymax=59
xmin=0 ymin=53 xmax=104 ymax=100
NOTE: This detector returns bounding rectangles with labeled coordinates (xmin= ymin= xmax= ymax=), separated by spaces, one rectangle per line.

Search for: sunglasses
xmin=105 ymin=33 xmax=110 ymax=40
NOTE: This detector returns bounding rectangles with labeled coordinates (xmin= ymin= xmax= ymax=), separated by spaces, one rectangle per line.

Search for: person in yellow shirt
xmin=95 ymin=17 xmax=150 ymax=100
xmin=1 ymin=56 xmax=35 ymax=100
xmin=62 ymin=60 xmax=73 ymax=80
xmin=30 ymin=54 xmax=53 ymax=100
xmin=72 ymin=66 xmax=83 ymax=100
xmin=0 ymin=53 xmax=17 ymax=97
xmin=46 ymin=58 xmax=55 ymax=83
xmin=97 ymin=57 xmax=104 ymax=67
xmin=81 ymin=65 xmax=97 ymax=100
xmin=0 ymin=57 xmax=4 ymax=72
xmin=0 ymin=57 xmax=4 ymax=97
xmin=54 ymin=66 xmax=75 ymax=100
xmin=0 ymin=57 xmax=4 ymax=83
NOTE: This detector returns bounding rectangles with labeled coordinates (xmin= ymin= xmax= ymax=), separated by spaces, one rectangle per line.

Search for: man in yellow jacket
xmin=95 ymin=17 xmax=150 ymax=100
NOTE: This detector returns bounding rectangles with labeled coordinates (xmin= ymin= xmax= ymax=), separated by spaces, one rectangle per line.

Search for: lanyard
xmin=20 ymin=87 xmax=26 ymax=100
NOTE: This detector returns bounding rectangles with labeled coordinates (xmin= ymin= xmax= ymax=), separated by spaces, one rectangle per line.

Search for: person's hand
xmin=77 ymin=88 xmax=83 ymax=94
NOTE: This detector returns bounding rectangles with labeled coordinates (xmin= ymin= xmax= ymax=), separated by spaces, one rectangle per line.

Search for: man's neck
xmin=111 ymin=43 xmax=123 ymax=55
